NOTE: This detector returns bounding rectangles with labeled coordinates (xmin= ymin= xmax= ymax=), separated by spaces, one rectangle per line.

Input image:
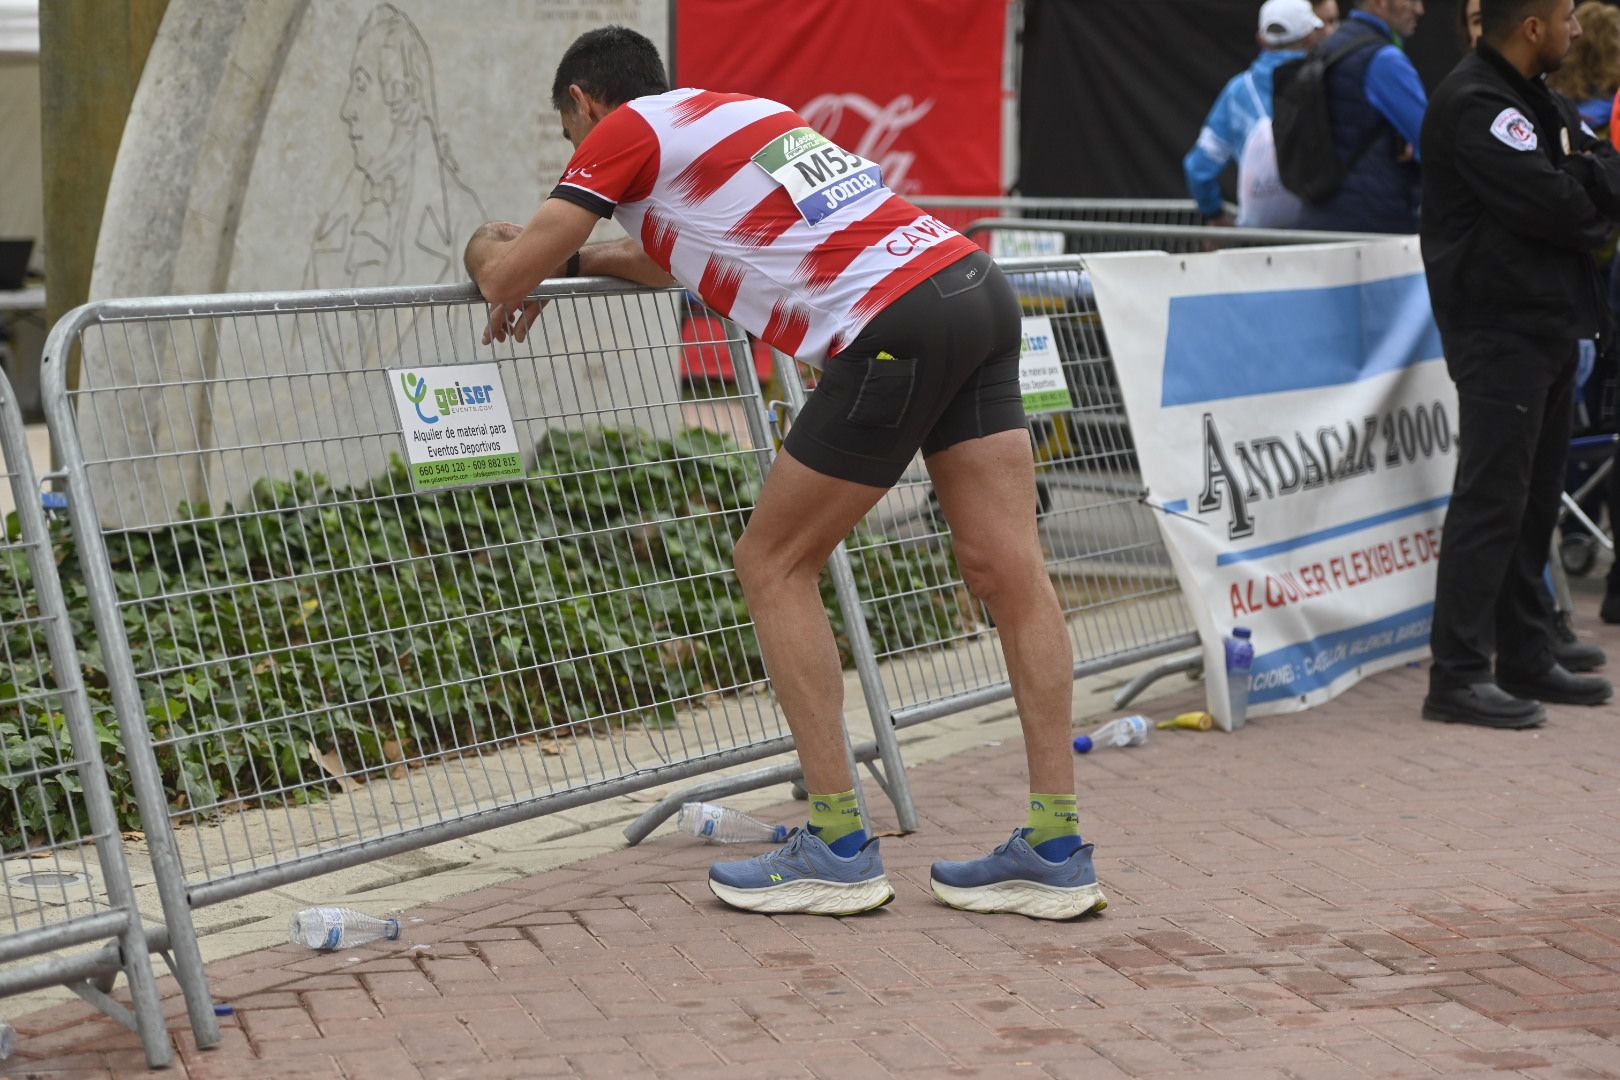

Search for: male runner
xmin=466 ymin=26 xmax=1103 ymax=919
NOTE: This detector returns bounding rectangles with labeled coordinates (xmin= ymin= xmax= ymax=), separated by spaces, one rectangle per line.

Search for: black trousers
xmin=1430 ymin=328 xmax=1577 ymax=689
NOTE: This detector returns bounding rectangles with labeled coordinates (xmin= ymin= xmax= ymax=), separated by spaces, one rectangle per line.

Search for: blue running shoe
xmin=708 ymin=829 xmax=894 ymax=915
xmin=930 ymin=831 xmax=1106 ymax=919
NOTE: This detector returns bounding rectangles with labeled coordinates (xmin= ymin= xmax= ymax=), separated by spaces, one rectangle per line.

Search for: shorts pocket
xmin=845 ymin=355 xmax=918 ymax=429
xmin=929 ymin=252 xmax=992 ymax=299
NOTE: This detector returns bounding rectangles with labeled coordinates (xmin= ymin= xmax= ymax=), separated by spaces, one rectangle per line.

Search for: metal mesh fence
xmin=37 ymin=255 xmax=1214 ymax=914
xmin=782 ymin=256 xmax=1198 ymax=726
xmin=962 ymin=219 xmax=1399 ymax=257
xmin=910 ymin=196 xmax=1210 ymax=247
xmin=0 ymin=367 xmax=169 ymax=1065
xmin=43 ymin=281 xmax=849 ymax=905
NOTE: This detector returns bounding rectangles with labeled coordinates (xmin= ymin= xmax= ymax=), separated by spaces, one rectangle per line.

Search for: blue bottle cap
xmin=1233 ymin=627 xmax=1252 ymax=639
xmin=1072 ymin=735 xmax=1094 ymax=754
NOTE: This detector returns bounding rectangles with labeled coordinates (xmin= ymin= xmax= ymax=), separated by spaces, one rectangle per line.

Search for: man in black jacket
xmin=1421 ymin=0 xmax=1620 ymax=728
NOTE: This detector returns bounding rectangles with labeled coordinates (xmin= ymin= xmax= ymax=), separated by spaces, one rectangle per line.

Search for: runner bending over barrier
xmin=464 ymin=26 xmax=1103 ymax=919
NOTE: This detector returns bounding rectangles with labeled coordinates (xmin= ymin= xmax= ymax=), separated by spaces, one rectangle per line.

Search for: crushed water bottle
xmin=676 ymin=802 xmax=790 ymax=844
xmin=288 ymin=906 xmax=401 ymax=951
xmin=1073 ymin=714 xmax=1150 ymax=753
xmin=0 ymin=1021 xmax=14 ymax=1061
xmin=1225 ymin=627 xmax=1255 ymax=730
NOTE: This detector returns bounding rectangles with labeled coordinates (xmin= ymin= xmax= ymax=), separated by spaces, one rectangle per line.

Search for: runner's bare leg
xmin=925 ymin=429 xmax=1074 ymax=794
xmin=732 ymin=449 xmax=889 ymax=794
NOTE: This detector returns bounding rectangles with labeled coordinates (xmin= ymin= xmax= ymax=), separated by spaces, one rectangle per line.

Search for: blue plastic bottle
xmin=1225 ymin=627 xmax=1254 ymax=729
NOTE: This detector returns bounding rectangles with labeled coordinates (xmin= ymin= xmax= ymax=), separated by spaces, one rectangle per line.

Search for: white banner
xmin=1089 ymin=239 xmax=1456 ymax=729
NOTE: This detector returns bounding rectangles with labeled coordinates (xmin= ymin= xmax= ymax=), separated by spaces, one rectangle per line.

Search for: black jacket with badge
xmin=1420 ymin=43 xmax=1620 ymax=339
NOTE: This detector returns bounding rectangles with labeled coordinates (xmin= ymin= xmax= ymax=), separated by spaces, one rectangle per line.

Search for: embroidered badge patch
xmin=1489 ymin=107 xmax=1539 ymax=151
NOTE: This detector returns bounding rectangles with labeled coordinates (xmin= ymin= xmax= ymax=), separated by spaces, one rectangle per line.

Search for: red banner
xmin=675 ymin=0 xmax=1007 ymax=198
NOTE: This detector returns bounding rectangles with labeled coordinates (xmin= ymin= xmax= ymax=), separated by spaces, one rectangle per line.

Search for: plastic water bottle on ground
xmin=1225 ymin=627 xmax=1255 ymax=730
xmin=288 ymin=907 xmax=401 ymax=951
xmin=1073 ymin=714 xmax=1150 ymax=753
xmin=0 ymin=1021 xmax=14 ymax=1061
xmin=676 ymin=802 xmax=791 ymax=844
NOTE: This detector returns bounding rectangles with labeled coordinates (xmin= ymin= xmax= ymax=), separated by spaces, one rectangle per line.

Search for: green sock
xmin=1022 ymin=793 xmax=1081 ymax=859
xmin=807 ymin=789 xmax=866 ymax=855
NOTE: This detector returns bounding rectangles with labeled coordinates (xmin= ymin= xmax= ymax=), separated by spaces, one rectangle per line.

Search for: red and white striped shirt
xmin=550 ymin=88 xmax=978 ymax=367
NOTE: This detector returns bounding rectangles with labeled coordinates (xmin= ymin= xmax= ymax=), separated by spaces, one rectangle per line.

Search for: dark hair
xmin=551 ymin=26 xmax=669 ymax=112
xmin=1481 ymin=0 xmax=1560 ymax=40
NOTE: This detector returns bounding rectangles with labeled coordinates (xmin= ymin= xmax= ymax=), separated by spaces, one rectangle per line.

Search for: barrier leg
xmin=1112 ymin=651 xmax=1204 ymax=710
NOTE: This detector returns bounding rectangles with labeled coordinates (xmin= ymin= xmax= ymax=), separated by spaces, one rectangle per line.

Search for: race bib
xmin=753 ymin=127 xmax=885 ymax=226
xmin=1489 ymin=107 xmax=1538 ymax=152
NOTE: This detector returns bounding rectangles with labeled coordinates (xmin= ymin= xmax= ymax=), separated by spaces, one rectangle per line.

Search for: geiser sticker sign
xmin=1087 ymin=239 xmax=1456 ymax=728
xmin=389 ymin=363 xmax=524 ymax=490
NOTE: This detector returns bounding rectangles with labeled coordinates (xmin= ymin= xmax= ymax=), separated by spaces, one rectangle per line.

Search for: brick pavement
xmin=9 ymin=643 xmax=1620 ymax=1078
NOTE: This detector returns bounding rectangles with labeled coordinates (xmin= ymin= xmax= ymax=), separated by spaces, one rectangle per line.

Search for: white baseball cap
xmin=1258 ymin=0 xmax=1324 ymax=45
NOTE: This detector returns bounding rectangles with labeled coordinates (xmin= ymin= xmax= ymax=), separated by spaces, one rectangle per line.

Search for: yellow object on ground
xmin=1158 ymin=711 xmax=1214 ymax=731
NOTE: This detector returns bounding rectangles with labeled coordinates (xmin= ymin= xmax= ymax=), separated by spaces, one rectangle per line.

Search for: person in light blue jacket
xmin=1185 ymin=0 xmax=1335 ymax=225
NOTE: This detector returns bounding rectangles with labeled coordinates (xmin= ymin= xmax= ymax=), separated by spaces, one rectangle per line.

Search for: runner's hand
xmin=483 ymin=298 xmax=546 ymax=345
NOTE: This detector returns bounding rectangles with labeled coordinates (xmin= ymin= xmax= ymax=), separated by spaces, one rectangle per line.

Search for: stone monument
xmin=84 ymin=0 xmax=689 ymax=528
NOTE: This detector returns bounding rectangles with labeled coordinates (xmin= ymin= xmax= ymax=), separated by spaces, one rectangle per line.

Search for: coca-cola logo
xmin=798 ymin=93 xmax=935 ymax=194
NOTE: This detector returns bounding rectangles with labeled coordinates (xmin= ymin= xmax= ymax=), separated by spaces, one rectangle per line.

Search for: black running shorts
xmin=783 ymin=249 xmax=1026 ymax=488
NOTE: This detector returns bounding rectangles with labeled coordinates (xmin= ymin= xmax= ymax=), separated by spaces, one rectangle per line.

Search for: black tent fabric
xmin=1019 ymin=0 xmax=1465 ymax=200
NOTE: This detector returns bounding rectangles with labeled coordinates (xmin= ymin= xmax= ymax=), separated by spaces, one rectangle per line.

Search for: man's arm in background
xmin=1365 ymin=47 xmax=1428 ymax=159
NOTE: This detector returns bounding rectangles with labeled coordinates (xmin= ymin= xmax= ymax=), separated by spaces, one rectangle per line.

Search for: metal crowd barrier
xmin=0 ymin=368 xmax=172 ymax=1067
xmin=911 ymin=196 xmax=1212 ymax=241
xmin=32 ymin=277 xmax=919 ymax=1040
xmin=964 ymin=218 xmax=1399 ymax=255
xmin=15 ymin=252 xmax=1236 ymax=1033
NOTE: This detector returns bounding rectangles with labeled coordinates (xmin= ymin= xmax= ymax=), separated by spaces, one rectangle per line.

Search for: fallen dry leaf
xmin=382 ymin=739 xmax=408 ymax=779
xmin=658 ymin=638 xmax=698 ymax=666
xmin=308 ymin=742 xmax=360 ymax=792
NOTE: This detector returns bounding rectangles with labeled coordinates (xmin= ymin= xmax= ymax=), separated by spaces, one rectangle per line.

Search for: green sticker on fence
xmin=389 ymin=363 xmax=525 ymax=490
xmin=1019 ymin=316 xmax=1073 ymax=414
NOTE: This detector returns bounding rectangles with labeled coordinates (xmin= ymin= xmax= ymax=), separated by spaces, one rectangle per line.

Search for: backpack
xmin=1272 ymin=34 xmax=1388 ymax=203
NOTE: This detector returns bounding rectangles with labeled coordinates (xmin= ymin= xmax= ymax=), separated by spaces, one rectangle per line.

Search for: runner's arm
xmin=578 ymin=237 xmax=677 ymax=288
xmin=468 ymin=201 xmax=677 ymax=342
xmin=467 ymin=199 xmax=599 ymax=342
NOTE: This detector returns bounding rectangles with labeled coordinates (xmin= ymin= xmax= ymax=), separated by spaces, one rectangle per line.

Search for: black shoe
xmin=1422 ymin=682 xmax=1546 ymax=729
xmin=1603 ymin=590 xmax=1620 ymax=625
xmin=1497 ymin=663 xmax=1614 ymax=707
xmin=1551 ymin=610 xmax=1607 ymax=672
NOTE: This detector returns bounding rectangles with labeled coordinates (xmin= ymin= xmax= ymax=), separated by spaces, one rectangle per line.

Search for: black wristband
xmin=565 ymin=252 xmax=582 ymax=278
